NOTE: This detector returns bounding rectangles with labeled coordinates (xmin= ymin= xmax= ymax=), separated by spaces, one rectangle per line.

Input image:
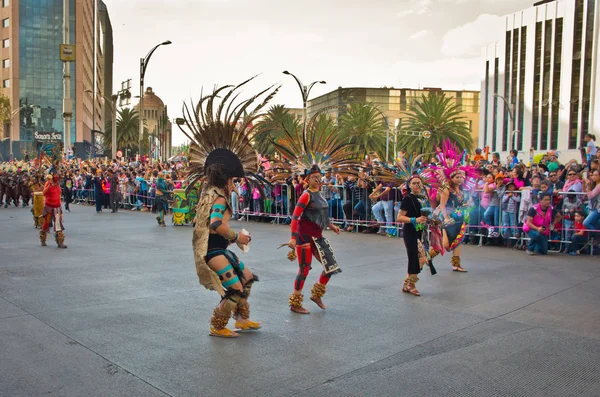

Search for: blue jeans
xmin=231 ymin=191 xmax=239 ymax=216
xmin=484 ymin=205 xmax=499 ymax=229
xmin=372 ymin=200 xmax=394 ymax=232
xmin=569 ymin=234 xmax=588 ymax=253
xmin=354 ymin=200 xmax=366 ymax=220
xmin=502 ymin=211 xmax=517 ymax=238
xmin=583 ymin=210 xmax=600 ymax=235
xmin=527 ymin=230 xmax=549 ymax=254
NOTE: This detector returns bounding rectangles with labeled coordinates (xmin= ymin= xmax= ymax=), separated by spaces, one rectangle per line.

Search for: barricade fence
xmin=67 ymin=181 xmax=599 ymax=255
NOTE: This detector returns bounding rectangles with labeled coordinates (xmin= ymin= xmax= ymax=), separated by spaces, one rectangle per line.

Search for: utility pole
xmin=62 ymin=0 xmax=72 ymax=159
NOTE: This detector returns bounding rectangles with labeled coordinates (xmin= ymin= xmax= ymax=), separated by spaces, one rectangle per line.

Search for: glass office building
xmin=18 ymin=0 xmax=76 ymax=143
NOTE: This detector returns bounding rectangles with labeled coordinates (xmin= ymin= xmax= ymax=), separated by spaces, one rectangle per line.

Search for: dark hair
xmin=206 ymin=163 xmax=229 ymax=188
xmin=510 ymin=149 xmax=518 ymax=156
xmin=586 ymin=133 xmax=596 ymax=141
xmin=575 ymin=210 xmax=586 ymax=218
xmin=539 ymin=192 xmax=552 ymax=201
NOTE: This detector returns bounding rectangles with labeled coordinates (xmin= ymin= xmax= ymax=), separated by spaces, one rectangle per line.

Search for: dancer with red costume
xmin=39 ymin=170 xmax=67 ymax=248
xmin=266 ymin=106 xmax=361 ymax=313
xmin=286 ymin=165 xmax=341 ymax=314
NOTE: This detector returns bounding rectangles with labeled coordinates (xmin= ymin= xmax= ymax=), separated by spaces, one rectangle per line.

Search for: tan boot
xmin=55 ymin=231 xmax=67 ymax=249
xmin=39 ymin=230 xmax=47 ymax=247
xmin=233 ymin=301 xmax=261 ymax=330
xmin=289 ymin=293 xmax=309 ymax=314
xmin=209 ymin=308 xmax=238 ymax=338
xmin=451 ymin=256 xmax=466 ymax=272
xmin=310 ymin=283 xmax=327 ymax=310
xmin=402 ymin=274 xmax=420 ymax=296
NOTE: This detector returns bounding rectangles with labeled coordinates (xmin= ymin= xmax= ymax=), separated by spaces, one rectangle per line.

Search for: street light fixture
xmin=494 ymin=94 xmax=519 ymax=152
xmin=282 ymin=71 xmax=326 ymax=143
xmin=139 ymin=40 xmax=172 ymax=160
xmin=85 ymin=89 xmax=119 ymax=159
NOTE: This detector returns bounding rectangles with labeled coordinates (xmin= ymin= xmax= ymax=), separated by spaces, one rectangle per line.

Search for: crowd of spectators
xmin=2 ymin=137 xmax=600 ymax=256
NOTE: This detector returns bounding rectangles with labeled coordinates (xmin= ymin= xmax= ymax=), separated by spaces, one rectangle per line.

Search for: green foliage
xmin=253 ymin=105 xmax=301 ymax=155
xmin=103 ymin=108 xmax=148 ymax=156
xmin=0 ymin=93 xmax=10 ymax=124
xmin=396 ymin=93 xmax=473 ymax=155
xmin=338 ymin=102 xmax=388 ymax=159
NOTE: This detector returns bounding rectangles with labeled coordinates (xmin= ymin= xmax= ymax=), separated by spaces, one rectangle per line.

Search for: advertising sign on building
xmin=34 ymin=131 xmax=63 ymax=142
xmin=59 ymin=44 xmax=76 ymax=62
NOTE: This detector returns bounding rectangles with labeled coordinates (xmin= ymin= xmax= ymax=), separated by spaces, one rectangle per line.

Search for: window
xmin=2 ymin=0 xmax=8 ymax=7
xmin=2 ymin=18 xmax=8 ymax=28
xmin=2 ymin=38 xmax=8 ymax=48
xmin=3 ymin=79 xmax=9 ymax=88
xmin=2 ymin=59 xmax=8 ymax=68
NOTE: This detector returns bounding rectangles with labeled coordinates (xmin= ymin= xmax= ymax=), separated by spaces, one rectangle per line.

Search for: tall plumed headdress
xmin=422 ymin=139 xmax=479 ymax=191
xmin=267 ymin=108 xmax=362 ymax=181
xmin=177 ymin=77 xmax=279 ymax=192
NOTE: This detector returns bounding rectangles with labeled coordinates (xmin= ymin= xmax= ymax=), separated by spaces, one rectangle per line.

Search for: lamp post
xmin=85 ymin=90 xmax=118 ymax=159
xmin=282 ymin=71 xmax=326 ymax=139
xmin=494 ymin=94 xmax=518 ymax=152
xmin=139 ymin=40 xmax=172 ymax=160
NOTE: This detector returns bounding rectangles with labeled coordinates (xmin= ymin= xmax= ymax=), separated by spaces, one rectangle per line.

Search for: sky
xmin=102 ymin=0 xmax=535 ymax=146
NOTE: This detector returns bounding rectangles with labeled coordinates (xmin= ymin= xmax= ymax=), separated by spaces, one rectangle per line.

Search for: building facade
xmin=306 ymin=86 xmax=480 ymax=148
xmin=480 ymin=0 xmax=599 ymax=161
xmin=0 ymin=0 xmax=112 ymax=161
xmin=133 ymin=87 xmax=172 ymax=160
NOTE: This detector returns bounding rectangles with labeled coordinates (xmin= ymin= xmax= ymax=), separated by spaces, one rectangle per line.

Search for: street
xmin=1 ymin=205 xmax=600 ymax=397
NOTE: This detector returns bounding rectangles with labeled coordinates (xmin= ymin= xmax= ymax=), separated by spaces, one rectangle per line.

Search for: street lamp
xmin=282 ymin=71 xmax=326 ymax=142
xmin=139 ymin=40 xmax=172 ymax=159
xmin=85 ymin=90 xmax=118 ymax=159
xmin=494 ymin=94 xmax=519 ymax=152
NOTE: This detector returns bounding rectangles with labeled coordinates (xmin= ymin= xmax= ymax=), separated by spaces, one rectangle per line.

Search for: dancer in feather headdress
xmin=267 ymin=109 xmax=362 ymax=314
xmin=373 ymin=156 xmax=438 ymax=296
xmin=178 ymin=77 xmax=278 ymax=337
xmin=424 ymin=140 xmax=479 ymax=272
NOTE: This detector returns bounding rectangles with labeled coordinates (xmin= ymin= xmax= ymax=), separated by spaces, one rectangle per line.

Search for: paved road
xmin=1 ymin=204 xmax=599 ymax=397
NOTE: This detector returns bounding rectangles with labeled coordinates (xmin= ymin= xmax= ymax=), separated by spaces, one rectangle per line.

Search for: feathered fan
xmin=177 ymin=77 xmax=279 ymax=192
xmin=266 ymin=107 xmax=363 ymax=181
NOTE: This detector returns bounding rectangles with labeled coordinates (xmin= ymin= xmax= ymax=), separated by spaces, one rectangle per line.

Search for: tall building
xmin=133 ymin=87 xmax=172 ymax=160
xmin=480 ymin=0 xmax=599 ymax=160
xmin=306 ymin=86 xmax=480 ymax=145
xmin=0 ymin=0 xmax=113 ymax=161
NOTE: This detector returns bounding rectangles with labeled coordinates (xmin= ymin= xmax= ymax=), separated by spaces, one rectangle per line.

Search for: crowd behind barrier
xmin=2 ymin=151 xmax=600 ymax=257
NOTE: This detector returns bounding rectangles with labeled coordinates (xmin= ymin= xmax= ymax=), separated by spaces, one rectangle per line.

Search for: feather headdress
xmin=267 ymin=107 xmax=362 ymax=181
xmin=422 ymin=139 xmax=479 ymax=192
xmin=177 ymin=77 xmax=279 ymax=192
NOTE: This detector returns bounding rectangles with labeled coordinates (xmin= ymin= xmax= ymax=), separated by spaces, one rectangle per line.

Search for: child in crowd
xmin=501 ymin=181 xmax=520 ymax=244
xmin=562 ymin=193 xmax=581 ymax=243
xmin=568 ymin=210 xmax=587 ymax=255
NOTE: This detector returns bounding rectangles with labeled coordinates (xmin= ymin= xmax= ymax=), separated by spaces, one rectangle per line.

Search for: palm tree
xmin=396 ymin=93 xmax=473 ymax=155
xmin=338 ymin=102 xmax=388 ymax=159
xmin=253 ymin=105 xmax=301 ymax=155
xmin=103 ymin=108 xmax=149 ymax=156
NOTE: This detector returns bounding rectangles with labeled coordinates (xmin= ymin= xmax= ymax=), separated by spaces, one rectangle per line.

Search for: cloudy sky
xmin=102 ymin=0 xmax=533 ymax=145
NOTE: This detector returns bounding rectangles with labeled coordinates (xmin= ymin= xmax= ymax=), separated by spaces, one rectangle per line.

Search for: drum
xmin=172 ymin=189 xmax=189 ymax=225
xmin=33 ymin=192 xmax=44 ymax=228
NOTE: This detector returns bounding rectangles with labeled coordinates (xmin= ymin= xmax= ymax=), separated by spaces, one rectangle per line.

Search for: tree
xmin=396 ymin=93 xmax=473 ymax=155
xmin=0 ymin=93 xmax=11 ymax=138
xmin=338 ymin=102 xmax=388 ymax=159
xmin=103 ymin=108 xmax=148 ymax=156
xmin=253 ymin=105 xmax=301 ymax=155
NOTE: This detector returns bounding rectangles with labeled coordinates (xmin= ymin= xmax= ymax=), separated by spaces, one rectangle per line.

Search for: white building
xmin=480 ymin=0 xmax=599 ymax=162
